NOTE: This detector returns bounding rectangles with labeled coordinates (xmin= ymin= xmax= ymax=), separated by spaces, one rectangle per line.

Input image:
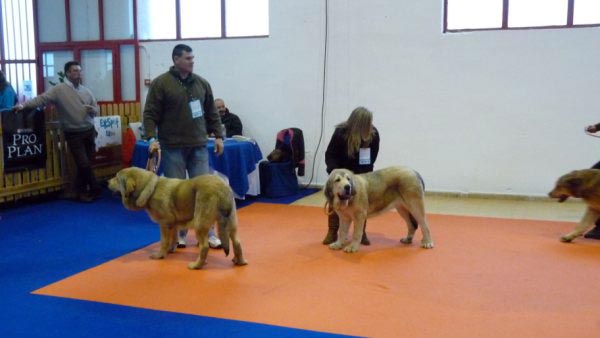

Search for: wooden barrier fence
xmin=0 ymin=102 xmax=141 ymax=203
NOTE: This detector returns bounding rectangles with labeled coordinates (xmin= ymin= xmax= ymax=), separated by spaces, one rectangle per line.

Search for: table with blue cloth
xmin=131 ymin=138 xmax=263 ymax=198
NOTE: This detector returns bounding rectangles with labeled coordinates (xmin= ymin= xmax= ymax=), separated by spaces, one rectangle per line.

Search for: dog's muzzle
xmin=548 ymin=190 xmax=568 ymax=203
xmin=338 ymin=184 xmax=352 ymax=200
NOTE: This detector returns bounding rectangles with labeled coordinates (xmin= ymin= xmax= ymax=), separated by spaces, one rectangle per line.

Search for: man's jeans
xmin=161 ymin=145 xmax=209 ymax=179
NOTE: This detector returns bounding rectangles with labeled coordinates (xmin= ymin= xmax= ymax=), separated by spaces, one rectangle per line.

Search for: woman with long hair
xmin=323 ymin=106 xmax=380 ymax=245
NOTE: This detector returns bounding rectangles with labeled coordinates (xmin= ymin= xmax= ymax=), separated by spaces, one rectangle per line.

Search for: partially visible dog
xmin=266 ymin=148 xmax=291 ymax=162
xmin=548 ymin=168 xmax=600 ymax=242
xmin=108 ymin=167 xmax=247 ymax=269
xmin=324 ymin=166 xmax=433 ymax=253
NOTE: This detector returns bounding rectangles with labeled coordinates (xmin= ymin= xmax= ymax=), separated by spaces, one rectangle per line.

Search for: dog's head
xmin=324 ymin=169 xmax=356 ymax=207
xmin=108 ymin=167 xmax=158 ymax=210
xmin=267 ymin=148 xmax=291 ymax=162
xmin=548 ymin=169 xmax=600 ymax=202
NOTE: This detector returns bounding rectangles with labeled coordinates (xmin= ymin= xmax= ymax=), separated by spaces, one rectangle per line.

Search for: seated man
xmin=215 ymin=98 xmax=243 ymax=137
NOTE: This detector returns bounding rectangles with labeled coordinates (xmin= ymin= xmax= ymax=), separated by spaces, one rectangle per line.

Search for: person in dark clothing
xmin=214 ymin=98 xmax=243 ymax=137
xmin=582 ymin=122 xmax=600 ymax=239
xmin=323 ymin=106 xmax=380 ymax=245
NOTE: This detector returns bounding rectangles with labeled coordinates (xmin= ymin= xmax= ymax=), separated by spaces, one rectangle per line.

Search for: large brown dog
xmin=108 ymin=167 xmax=247 ymax=269
xmin=324 ymin=166 xmax=434 ymax=253
xmin=548 ymin=168 xmax=600 ymax=242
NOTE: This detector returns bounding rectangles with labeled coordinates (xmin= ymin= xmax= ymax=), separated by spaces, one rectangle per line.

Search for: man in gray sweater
xmin=15 ymin=61 xmax=101 ymax=202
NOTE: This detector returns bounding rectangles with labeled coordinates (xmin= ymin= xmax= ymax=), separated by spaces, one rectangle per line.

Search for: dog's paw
xmin=343 ymin=243 xmax=359 ymax=253
xmin=150 ymin=252 xmax=166 ymax=260
xmin=329 ymin=241 xmax=344 ymax=250
xmin=187 ymin=261 xmax=206 ymax=270
xmin=421 ymin=240 xmax=434 ymax=249
xmin=232 ymin=257 xmax=248 ymax=266
xmin=560 ymin=235 xmax=574 ymax=243
xmin=400 ymin=237 xmax=413 ymax=244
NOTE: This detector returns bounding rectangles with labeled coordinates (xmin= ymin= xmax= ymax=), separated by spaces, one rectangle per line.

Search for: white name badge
xmin=359 ymin=148 xmax=371 ymax=165
xmin=189 ymin=99 xmax=203 ymax=119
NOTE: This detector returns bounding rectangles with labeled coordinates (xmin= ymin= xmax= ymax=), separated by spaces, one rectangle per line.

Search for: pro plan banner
xmin=1 ymin=107 xmax=46 ymax=173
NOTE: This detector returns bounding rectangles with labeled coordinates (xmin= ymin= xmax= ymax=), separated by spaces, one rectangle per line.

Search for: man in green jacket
xmin=143 ymin=44 xmax=225 ymax=248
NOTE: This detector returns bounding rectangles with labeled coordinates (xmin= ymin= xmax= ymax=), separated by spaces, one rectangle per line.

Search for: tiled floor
xmin=292 ymin=190 xmax=586 ymax=222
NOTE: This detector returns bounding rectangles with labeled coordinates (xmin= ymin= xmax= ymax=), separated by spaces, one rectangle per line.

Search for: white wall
xmin=139 ymin=0 xmax=600 ymax=197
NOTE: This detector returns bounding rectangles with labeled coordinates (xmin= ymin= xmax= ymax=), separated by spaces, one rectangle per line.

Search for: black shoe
xmin=584 ymin=226 xmax=600 ymax=240
xmin=77 ymin=193 xmax=95 ymax=203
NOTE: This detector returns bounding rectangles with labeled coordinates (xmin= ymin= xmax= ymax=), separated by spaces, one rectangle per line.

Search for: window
xmin=574 ymin=0 xmax=600 ymax=25
xmin=81 ymin=49 xmax=114 ymax=101
xmin=138 ymin=0 xmax=269 ymax=40
xmin=36 ymin=0 xmax=138 ymax=102
xmin=103 ymin=0 xmax=135 ymax=40
xmin=1 ymin=0 xmax=37 ymax=101
xmin=137 ymin=0 xmax=177 ymax=40
xmin=180 ymin=0 xmax=222 ymax=39
xmin=445 ymin=0 xmax=600 ymax=32
xmin=42 ymin=51 xmax=73 ymax=89
xmin=70 ymin=0 xmax=100 ymax=41
xmin=226 ymin=0 xmax=269 ymax=37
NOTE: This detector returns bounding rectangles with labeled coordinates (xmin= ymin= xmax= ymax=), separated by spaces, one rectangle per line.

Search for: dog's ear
xmin=135 ymin=174 xmax=159 ymax=208
xmin=565 ymin=177 xmax=584 ymax=197
xmin=124 ymin=177 xmax=136 ymax=198
xmin=324 ymin=176 xmax=334 ymax=202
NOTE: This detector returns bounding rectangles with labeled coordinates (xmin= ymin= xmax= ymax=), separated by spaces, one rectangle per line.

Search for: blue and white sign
xmin=94 ymin=115 xmax=122 ymax=148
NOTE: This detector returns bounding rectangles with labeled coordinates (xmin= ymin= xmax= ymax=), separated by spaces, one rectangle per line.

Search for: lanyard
xmin=175 ymin=77 xmax=197 ymax=101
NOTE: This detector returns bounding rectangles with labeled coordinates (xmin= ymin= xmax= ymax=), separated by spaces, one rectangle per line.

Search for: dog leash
xmin=146 ymin=149 xmax=161 ymax=173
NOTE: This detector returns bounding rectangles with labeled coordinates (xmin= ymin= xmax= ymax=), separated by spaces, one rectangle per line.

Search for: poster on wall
xmin=1 ymin=107 xmax=47 ymax=173
xmin=92 ymin=115 xmax=122 ymax=166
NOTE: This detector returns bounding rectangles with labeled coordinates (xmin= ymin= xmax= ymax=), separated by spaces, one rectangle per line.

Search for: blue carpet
xmin=0 ymin=189 xmax=354 ymax=338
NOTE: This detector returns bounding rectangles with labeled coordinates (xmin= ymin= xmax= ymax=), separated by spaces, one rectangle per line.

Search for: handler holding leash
xmin=143 ymin=44 xmax=225 ymax=249
xmin=323 ymin=106 xmax=380 ymax=245
xmin=582 ymin=122 xmax=600 ymax=239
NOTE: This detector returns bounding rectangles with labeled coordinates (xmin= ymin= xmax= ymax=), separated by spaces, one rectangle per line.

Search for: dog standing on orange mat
xmin=108 ymin=167 xmax=247 ymax=269
xmin=324 ymin=166 xmax=434 ymax=253
xmin=548 ymin=168 xmax=600 ymax=242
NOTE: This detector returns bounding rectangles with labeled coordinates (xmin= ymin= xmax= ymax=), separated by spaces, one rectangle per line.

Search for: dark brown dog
xmin=548 ymin=169 xmax=600 ymax=242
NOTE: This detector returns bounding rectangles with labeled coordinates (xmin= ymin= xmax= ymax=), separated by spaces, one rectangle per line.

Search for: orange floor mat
xmin=34 ymin=203 xmax=600 ymax=337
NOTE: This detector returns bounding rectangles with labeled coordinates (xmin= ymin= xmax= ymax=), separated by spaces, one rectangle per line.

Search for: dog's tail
xmin=409 ymin=170 xmax=425 ymax=230
xmin=217 ymin=198 xmax=236 ymax=256
xmin=415 ymin=170 xmax=425 ymax=191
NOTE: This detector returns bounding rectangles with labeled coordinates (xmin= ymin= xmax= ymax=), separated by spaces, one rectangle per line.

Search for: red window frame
xmin=33 ymin=0 xmax=140 ymax=103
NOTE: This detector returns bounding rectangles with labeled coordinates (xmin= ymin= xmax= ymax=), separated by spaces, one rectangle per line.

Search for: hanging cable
xmin=300 ymin=0 xmax=328 ymax=189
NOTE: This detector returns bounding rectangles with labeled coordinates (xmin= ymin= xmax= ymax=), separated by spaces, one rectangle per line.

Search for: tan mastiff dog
xmin=324 ymin=166 xmax=433 ymax=253
xmin=108 ymin=167 xmax=247 ymax=269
